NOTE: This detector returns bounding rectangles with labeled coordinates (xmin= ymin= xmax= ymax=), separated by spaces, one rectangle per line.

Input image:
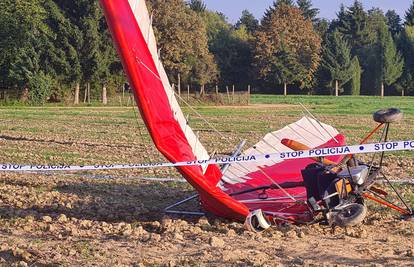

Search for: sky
xmin=202 ymin=0 xmax=413 ymax=24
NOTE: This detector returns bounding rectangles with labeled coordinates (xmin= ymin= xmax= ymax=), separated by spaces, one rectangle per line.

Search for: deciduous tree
xmin=254 ymin=3 xmax=321 ymax=94
xmin=149 ymin=0 xmax=218 ymax=86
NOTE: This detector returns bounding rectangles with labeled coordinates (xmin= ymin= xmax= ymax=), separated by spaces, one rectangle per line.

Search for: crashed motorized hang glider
xmin=99 ymin=0 xmax=413 ymax=231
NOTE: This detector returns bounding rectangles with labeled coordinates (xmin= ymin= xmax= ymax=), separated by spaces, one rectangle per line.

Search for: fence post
xmin=187 ymin=85 xmax=190 ymax=101
xmin=248 ymin=84 xmax=251 ymax=105
xmin=232 ymin=84 xmax=235 ymax=105
xmin=215 ymin=85 xmax=219 ymax=105
xmin=226 ymin=86 xmax=230 ymax=104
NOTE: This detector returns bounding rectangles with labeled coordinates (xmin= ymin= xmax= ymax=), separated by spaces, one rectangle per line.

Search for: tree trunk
xmin=102 ymin=85 xmax=107 ymax=105
xmin=335 ymin=80 xmax=339 ymax=97
xmin=381 ymin=82 xmax=384 ymax=98
xmin=74 ymin=82 xmax=80 ymax=105
xmin=402 ymin=89 xmax=405 ymax=97
xmin=83 ymin=85 xmax=87 ymax=103
xmin=87 ymin=83 xmax=91 ymax=104
xmin=283 ymin=83 xmax=287 ymax=96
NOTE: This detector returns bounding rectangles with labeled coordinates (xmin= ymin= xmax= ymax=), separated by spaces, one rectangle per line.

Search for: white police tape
xmin=1 ymin=140 xmax=414 ymax=172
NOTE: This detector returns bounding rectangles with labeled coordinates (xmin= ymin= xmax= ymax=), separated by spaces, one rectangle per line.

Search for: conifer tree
xmin=336 ymin=1 xmax=369 ymax=52
xmin=188 ymin=0 xmax=206 ymax=13
xmin=395 ymin=26 xmax=414 ymax=95
xmin=386 ymin=10 xmax=402 ymax=37
xmin=349 ymin=56 xmax=361 ymax=95
xmin=320 ymin=30 xmax=353 ymax=96
xmin=236 ymin=10 xmax=259 ymax=34
xmin=377 ymin=21 xmax=404 ymax=97
xmin=405 ymin=1 xmax=414 ymax=26
xmin=297 ymin=0 xmax=319 ymax=22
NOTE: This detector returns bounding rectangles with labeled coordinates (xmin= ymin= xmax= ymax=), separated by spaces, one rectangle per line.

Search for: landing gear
xmin=331 ymin=203 xmax=367 ymax=227
xmin=244 ymin=209 xmax=271 ymax=232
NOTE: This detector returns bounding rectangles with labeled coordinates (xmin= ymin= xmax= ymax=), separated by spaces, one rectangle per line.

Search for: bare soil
xmin=0 ymin=106 xmax=413 ymax=266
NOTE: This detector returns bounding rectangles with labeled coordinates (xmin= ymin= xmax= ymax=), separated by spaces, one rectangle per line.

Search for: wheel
xmin=333 ymin=203 xmax=367 ymax=227
xmin=244 ymin=209 xmax=271 ymax=232
xmin=346 ymin=156 xmax=358 ymax=167
xmin=373 ymin=108 xmax=403 ymax=123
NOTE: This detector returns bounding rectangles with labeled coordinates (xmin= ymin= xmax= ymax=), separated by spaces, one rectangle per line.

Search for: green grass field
xmin=251 ymin=95 xmax=414 ymax=115
xmin=0 ymin=95 xmax=413 ymax=165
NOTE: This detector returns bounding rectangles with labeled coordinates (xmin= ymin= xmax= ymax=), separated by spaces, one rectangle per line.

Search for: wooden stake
xmin=226 ymin=86 xmax=230 ymax=104
xmin=247 ymin=84 xmax=251 ymax=105
xmin=87 ymin=83 xmax=91 ymax=104
xmin=232 ymin=84 xmax=235 ymax=105
xmin=335 ymin=80 xmax=338 ymax=97
xmin=74 ymin=82 xmax=80 ymax=105
xmin=102 ymin=84 xmax=107 ymax=105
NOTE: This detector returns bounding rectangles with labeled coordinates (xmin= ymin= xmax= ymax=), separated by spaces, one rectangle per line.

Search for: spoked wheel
xmin=333 ymin=203 xmax=367 ymax=227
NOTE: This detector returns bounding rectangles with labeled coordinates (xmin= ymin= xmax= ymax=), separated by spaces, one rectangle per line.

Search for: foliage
xmin=0 ymin=0 xmax=48 ymax=88
xmin=203 ymin=11 xmax=254 ymax=87
xmin=235 ymin=10 xmax=259 ymax=34
xmin=348 ymin=56 xmax=361 ymax=95
xmin=254 ymin=3 xmax=321 ymax=90
xmin=365 ymin=13 xmax=403 ymax=95
xmin=405 ymin=1 xmax=414 ymax=26
xmin=297 ymin=0 xmax=319 ymax=23
xmin=188 ymin=0 xmax=206 ymax=13
xmin=336 ymin=1 xmax=369 ymax=52
xmin=2 ymin=0 xmax=414 ymax=104
xmin=149 ymin=0 xmax=217 ymax=86
xmin=386 ymin=10 xmax=402 ymax=37
xmin=379 ymin=23 xmax=404 ymax=87
xmin=395 ymin=26 xmax=414 ymax=94
xmin=28 ymin=71 xmax=53 ymax=105
xmin=321 ymin=30 xmax=353 ymax=90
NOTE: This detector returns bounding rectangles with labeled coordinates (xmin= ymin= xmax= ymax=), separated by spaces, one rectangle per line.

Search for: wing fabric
xmin=99 ymin=0 xmax=249 ymax=221
xmin=128 ymin=0 xmax=211 ymax=165
xmin=222 ymin=117 xmax=346 ymax=221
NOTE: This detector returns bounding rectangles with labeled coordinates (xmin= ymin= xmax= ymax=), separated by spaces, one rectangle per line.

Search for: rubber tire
xmin=346 ymin=157 xmax=358 ymax=167
xmin=373 ymin=108 xmax=403 ymax=123
xmin=334 ymin=203 xmax=367 ymax=227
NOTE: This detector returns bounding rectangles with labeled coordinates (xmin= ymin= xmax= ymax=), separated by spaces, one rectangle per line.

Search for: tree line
xmin=1 ymin=0 xmax=414 ymax=104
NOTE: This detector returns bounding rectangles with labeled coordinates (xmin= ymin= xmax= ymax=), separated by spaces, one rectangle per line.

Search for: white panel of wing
xmin=128 ymin=0 xmax=210 ymax=166
xmin=222 ymin=117 xmax=339 ymax=185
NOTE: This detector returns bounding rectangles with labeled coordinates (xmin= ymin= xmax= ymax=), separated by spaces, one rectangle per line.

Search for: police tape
xmin=1 ymin=140 xmax=414 ymax=172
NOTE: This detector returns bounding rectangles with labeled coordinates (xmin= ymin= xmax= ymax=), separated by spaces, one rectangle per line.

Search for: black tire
xmin=346 ymin=156 xmax=358 ymax=167
xmin=334 ymin=203 xmax=367 ymax=227
xmin=373 ymin=108 xmax=403 ymax=123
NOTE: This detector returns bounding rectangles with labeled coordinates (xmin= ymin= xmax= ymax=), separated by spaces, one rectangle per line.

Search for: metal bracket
xmin=164 ymin=194 xmax=205 ymax=216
